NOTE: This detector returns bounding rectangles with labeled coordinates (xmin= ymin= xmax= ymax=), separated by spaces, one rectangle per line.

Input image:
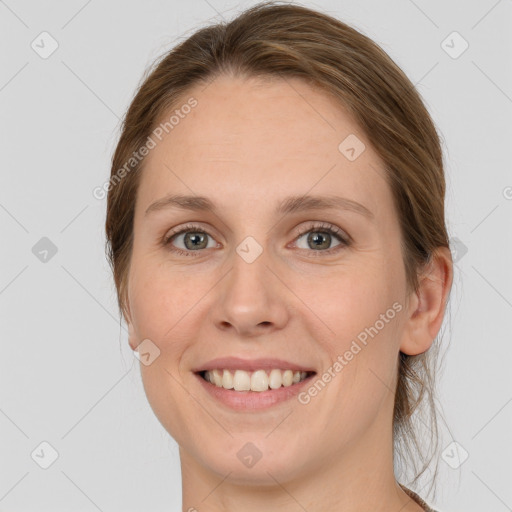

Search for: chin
xmin=195 ymin=436 xmax=313 ymax=486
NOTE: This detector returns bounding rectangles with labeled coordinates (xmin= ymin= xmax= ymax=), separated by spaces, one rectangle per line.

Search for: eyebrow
xmin=144 ymin=193 xmax=374 ymax=220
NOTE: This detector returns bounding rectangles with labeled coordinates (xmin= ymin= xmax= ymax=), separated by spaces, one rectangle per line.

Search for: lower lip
xmin=194 ymin=373 xmax=315 ymax=411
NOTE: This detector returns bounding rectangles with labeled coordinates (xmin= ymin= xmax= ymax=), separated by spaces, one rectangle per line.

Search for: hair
xmin=106 ymin=0 xmax=450 ymax=493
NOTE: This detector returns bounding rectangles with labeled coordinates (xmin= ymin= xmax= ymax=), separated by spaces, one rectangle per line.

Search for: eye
xmin=292 ymin=222 xmax=350 ymax=256
xmin=163 ymin=222 xmax=350 ymax=257
xmin=163 ymin=223 xmax=218 ymax=256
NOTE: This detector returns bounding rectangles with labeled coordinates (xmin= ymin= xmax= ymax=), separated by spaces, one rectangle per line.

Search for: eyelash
xmin=163 ymin=222 xmax=351 ymax=258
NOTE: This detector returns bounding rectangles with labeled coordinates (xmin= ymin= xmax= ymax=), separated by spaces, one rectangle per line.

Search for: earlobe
xmin=399 ymin=247 xmax=453 ymax=356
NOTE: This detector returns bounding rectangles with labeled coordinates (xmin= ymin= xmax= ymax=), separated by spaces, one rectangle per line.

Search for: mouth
xmin=196 ymin=368 xmax=316 ymax=392
xmin=192 ymin=357 xmax=318 ymax=410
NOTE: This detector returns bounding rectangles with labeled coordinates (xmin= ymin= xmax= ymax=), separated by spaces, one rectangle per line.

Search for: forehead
xmin=137 ymin=74 xmax=391 ymax=219
xmin=157 ymin=74 xmax=363 ymax=161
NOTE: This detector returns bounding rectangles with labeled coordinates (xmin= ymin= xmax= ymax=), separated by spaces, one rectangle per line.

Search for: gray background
xmin=0 ymin=0 xmax=511 ymax=510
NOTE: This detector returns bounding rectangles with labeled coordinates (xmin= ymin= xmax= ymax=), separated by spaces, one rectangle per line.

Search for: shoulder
xmin=399 ymin=484 xmax=438 ymax=512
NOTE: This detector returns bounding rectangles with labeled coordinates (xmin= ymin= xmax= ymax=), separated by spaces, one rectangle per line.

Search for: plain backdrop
xmin=0 ymin=0 xmax=511 ymax=511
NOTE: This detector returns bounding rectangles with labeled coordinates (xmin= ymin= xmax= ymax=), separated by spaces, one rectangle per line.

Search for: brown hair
xmin=106 ymin=0 xmax=450 ymax=490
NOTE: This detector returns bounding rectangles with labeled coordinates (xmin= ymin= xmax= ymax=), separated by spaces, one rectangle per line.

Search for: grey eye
xmin=295 ymin=230 xmax=343 ymax=251
xmin=171 ymin=231 xmax=214 ymax=251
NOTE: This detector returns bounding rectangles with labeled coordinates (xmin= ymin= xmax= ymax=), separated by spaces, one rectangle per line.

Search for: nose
xmin=211 ymin=246 xmax=290 ymax=338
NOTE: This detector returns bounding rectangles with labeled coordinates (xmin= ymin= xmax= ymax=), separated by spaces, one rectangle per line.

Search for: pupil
xmin=186 ymin=233 xmax=206 ymax=249
xmin=309 ymin=232 xmax=330 ymax=249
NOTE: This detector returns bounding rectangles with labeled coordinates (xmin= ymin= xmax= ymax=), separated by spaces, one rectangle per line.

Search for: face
xmin=125 ymin=74 xmax=412 ymax=485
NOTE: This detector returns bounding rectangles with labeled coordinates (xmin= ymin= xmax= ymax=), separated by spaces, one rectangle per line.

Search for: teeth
xmin=222 ymin=369 xmax=234 ymax=389
xmin=268 ymin=369 xmax=282 ymax=389
xmin=251 ymin=370 xmax=269 ymax=392
xmin=282 ymin=370 xmax=293 ymax=387
xmin=233 ymin=370 xmax=251 ymax=391
xmin=203 ymin=369 xmax=310 ymax=392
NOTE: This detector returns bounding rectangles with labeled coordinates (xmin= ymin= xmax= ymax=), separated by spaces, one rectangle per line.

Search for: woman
xmin=105 ymin=2 xmax=453 ymax=510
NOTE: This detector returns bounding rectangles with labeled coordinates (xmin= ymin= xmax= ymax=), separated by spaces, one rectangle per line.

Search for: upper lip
xmin=193 ymin=357 xmax=317 ymax=373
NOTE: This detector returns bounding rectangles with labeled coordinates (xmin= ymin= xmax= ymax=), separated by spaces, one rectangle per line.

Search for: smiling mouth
xmin=197 ymin=369 xmax=316 ymax=392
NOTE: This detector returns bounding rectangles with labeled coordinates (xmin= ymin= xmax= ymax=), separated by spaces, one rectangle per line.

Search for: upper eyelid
xmin=295 ymin=222 xmax=347 ymax=238
xmin=163 ymin=223 xmax=218 ymax=244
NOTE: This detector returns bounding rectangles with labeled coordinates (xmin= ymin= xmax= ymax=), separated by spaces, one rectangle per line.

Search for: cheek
xmin=130 ymin=250 xmax=189 ymax=324
xmin=302 ymin=257 xmax=403 ymax=410
xmin=128 ymin=258 xmax=222 ymax=373
xmin=128 ymin=261 xmax=190 ymax=353
xmin=128 ymin=266 xmax=202 ymax=441
xmin=305 ymin=257 xmax=402 ymax=347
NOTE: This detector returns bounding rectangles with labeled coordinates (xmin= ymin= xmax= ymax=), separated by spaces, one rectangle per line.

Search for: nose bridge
xmin=227 ymin=237 xmax=273 ymax=310
xmin=213 ymin=235 xmax=289 ymax=335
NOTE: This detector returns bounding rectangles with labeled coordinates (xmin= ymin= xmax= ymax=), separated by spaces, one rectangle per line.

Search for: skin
xmin=124 ymin=74 xmax=453 ymax=512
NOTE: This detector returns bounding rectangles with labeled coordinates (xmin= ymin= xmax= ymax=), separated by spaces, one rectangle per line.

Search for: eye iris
xmin=184 ymin=232 xmax=208 ymax=250
xmin=308 ymin=231 xmax=331 ymax=250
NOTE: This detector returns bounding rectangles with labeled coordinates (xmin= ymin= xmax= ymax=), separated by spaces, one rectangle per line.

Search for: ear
xmin=399 ymin=246 xmax=453 ymax=356
xmin=123 ymin=296 xmax=139 ymax=352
